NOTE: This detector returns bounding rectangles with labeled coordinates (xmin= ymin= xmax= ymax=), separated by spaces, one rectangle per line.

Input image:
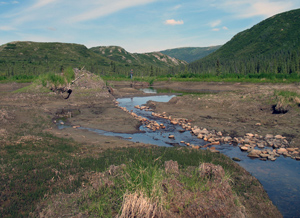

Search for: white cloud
xmin=164 ymin=19 xmax=184 ymax=25
xmin=211 ymin=20 xmax=221 ymax=27
xmin=69 ymin=0 xmax=157 ymax=23
xmin=215 ymin=0 xmax=294 ymax=18
xmin=172 ymin=4 xmax=182 ymax=10
xmin=222 ymin=26 xmax=228 ymax=30
xmin=212 ymin=28 xmax=220 ymax=31
xmin=30 ymin=0 xmax=59 ymax=10
xmin=12 ymin=1 xmax=19 ymax=4
xmin=0 ymin=25 xmax=15 ymax=30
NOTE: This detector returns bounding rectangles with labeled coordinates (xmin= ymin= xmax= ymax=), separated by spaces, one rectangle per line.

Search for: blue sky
xmin=0 ymin=0 xmax=300 ymax=53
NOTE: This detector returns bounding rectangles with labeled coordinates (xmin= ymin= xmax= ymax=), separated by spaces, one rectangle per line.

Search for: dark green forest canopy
xmin=188 ymin=8 xmax=300 ymax=76
xmin=0 ymin=42 xmax=186 ymax=80
xmin=160 ymin=46 xmax=222 ymax=63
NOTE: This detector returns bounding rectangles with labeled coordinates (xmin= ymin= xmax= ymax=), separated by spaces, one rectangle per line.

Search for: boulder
xmin=240 ymin=146 xmax=248 ymax=151
xmin=208 ymin=138 xmax=215 ymax=142
xmin=277 ymin=148 xmax=287 ymax=154
xmin=247 ymin=149 xmax=262 ymax=158
xmin=197 ymin=134 xmax=204 ymax=139
xmin=287 ymin=148 xmax=296 ymax=152
xmin=168 ymin=135 xmax=175 ymax=139
xmin=249 ymin=150 xmax=262 ymax=155
xmin=192 ymin=128 xmax=201 ymax=135
xmin=246 ymin=133 xmax=254 ymax=137
xmin=260 ymin=153 xmax=269 ymax=158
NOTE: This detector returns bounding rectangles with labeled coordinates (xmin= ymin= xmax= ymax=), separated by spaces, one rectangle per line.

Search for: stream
xmin=60 ymin=93 xmax=300 ymax=218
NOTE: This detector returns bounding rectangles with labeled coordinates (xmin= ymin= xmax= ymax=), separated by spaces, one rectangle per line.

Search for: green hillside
xmin=160 ymin=46 xmax=221 ymax=63
xmin=89 ymin=46 xmax=187 ymax=68
xmin=0 ymin=41 xmax=112 ymax=78
xmin=188 ymin=8 xmax=300 ymax=76
xmin=0 ymin=42 xmax=187 ymax=81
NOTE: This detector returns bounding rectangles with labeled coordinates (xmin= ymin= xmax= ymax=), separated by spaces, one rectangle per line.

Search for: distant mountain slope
xmin=0 ymin=41 xmax=112 ymax=76
xmin=0 ymin=42 xmax=187 ymax=78
xmin=160 ymin=46 xmax=221 ymax=63
xmin=189 ymin=8 xmax=300 ymax=75
xmin=89 ymin=46 xmax=187 ymax=67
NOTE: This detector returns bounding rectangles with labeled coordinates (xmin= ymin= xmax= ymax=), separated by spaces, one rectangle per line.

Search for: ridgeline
xmin=0 ymin=42 xmax=186 ymax=81
xmin=160 ymin=46 xmax=222 ymax=63
xmin=188 ymin=8 xmax=300 ymax=78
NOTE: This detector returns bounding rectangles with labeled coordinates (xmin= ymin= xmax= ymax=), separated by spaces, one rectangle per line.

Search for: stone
xmin=208 ymin=138 xmax=215 ymax=142
xmin=199 ymin=129 xmax=210 ymax=135
xmin=265 ymin=134 xmax=274 ymax=139
xmin=240 ymin=146 xmax=248 ymax=151
xmin=197 ymin=134 xmax=204 ymax=139
xmin=287 ymin=148 xmax=296 ymax=152
xmin=223 ymin=136 xmax=232 ymax=142
xmin=257 ymin=143 xmax=265 ymax=148
xmin=249 ymin=150 xmax=262 ymax=155
xmin=168 ymin=135 xmax=175 ymax=139
xmin=260 ymin=153 xmax=269 ymax=158
xmin=275 ymin=135 xmax=285 ymax=139
xmin=247 ymin=153 xmax=260 ymax=158
xmin=192 ymin=128 xmax=201 ymax=135
xmin=217 ymin=131 xmax=223 ymax=136
xmin=277 ymin=148 xmax=287 ymax=154
xmin=246 ymin=133 xmax=254 ymax=137
xmin=192 ymin=145 xmax=200 ymax=149
xmin=171 ymin=120 xmax=178 ymax=125
xmin=232 ymin=157 xmax=241 ymax=161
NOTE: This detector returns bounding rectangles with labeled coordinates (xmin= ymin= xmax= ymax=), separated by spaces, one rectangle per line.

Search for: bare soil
xmin=148 ymin=81 xmax=300 ymax=148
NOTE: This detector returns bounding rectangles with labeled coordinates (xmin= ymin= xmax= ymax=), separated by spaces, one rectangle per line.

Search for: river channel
xmin=61 ymin=92 xmax=300 ymax=218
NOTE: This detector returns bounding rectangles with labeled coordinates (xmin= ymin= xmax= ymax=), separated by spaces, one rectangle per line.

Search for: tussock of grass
xmin=273 ymin=90 xmax=300 ymax=113
xmin=2 ymin=138 xmax=280 ymax=218
xmin=118 ymin=191 xmax=163 ymax=218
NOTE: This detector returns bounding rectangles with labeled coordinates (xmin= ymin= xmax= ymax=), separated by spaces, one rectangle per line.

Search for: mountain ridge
xmin=160 ymin=46 xmax=222 ymax=63
xmin=188 ymin=8 xmax=300 ymax=75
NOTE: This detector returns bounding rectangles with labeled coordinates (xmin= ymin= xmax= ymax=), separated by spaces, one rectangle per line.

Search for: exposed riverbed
xmin=61 ymin=93 xmax=300 ymax=218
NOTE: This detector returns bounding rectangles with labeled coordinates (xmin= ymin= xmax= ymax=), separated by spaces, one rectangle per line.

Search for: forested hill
xmin=0 ymin=42 xmax=186 ymax=79
xmin=188 ymin=8 xmax=300 ymax=76
xmin=160 ymin=46 xmax=221 ymax=63
xmin=0 ymin=41 xmax=112 ymax=76
xmin=90 ymin=46 xmax=187 ymax=68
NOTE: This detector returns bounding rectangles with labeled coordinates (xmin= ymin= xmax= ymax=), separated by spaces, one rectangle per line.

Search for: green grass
xmin=103 ymin=71 xmax=300 ymax=84
xmin=1 ymin=131 xmax=273 ymax=218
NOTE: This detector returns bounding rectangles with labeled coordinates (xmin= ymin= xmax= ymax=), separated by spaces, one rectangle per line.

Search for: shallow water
xmin=61 ymin=94 xmax=300 ymax=218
